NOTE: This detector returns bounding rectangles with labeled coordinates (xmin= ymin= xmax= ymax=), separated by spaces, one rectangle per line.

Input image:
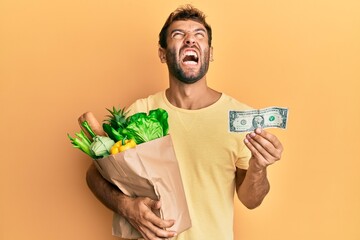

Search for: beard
xmin=165 ymin=47 xmax=210 ymax=84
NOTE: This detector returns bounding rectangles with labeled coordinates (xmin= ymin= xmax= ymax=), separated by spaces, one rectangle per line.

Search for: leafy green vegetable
xmin=101 ymin=107 xmax=169 ymax=144
xmin=127 ymin=112 xmax=147 ymax=123
xmin=68 ymin=131 xmax=96 ymax=158
xmin=69 ymin=108 xmax=169 ymax=158
xmin=68 ymin=121 xmax=115 ymax=159
xmin=148 ymin=108 xmax=169 ymax=136
xmin=123 ymin=116 xmax=164 ymax=144
xmin=90 ymin=136 xmax=115 ymax=157
xmin=82 ymin=121 xmax=96 ymax=138
xmin=103 ymin=123 xmax=123 ymax=141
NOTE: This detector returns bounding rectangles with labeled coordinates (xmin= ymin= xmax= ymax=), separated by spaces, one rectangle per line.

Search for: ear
xmin=158 ymin=48 xmax=166 ymax=63
xmin=210 ymin=46 xmax=214 ymax=62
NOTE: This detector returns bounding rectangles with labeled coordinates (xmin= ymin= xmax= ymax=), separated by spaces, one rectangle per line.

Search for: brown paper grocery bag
xmin=93 ymin=135 xmax=191 ymax=239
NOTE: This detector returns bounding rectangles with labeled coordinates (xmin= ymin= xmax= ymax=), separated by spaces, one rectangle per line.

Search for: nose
xmin=184 ymin=33 xmax=196 ymax=46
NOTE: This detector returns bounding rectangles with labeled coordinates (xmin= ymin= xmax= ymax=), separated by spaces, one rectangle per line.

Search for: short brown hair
xmin=158 ymin=5 xmax=212 ymax=49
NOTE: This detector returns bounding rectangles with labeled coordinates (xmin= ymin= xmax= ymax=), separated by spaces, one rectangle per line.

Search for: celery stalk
xmin=67 ymin=131 xmax=96 ymax=158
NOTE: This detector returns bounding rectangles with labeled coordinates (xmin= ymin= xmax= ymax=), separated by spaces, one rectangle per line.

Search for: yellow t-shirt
xmin=127 ymin=91 xmax=252 ymax=240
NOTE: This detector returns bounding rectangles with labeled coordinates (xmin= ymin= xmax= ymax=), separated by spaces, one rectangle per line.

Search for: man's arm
xmin=236 ymin=128 xmax=283 ymax=209
xmin=86 ymin=163 xmax=177 ymax=239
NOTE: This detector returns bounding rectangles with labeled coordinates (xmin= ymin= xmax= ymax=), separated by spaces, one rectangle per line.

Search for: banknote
xmin=229 ymin=107 xmax=288 ymax=132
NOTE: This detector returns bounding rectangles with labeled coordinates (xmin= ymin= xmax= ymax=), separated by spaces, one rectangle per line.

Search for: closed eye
xmin=195 ymin=32 xmax=205 ymax=39
xmin=171 ymin=30 xmax=185 ymax=39
xmin=170 ymin=28 xmax=208 ymax=40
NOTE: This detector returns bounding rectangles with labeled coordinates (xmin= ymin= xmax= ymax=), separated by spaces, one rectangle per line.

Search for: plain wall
xmin=1 ymin=0 xmax=359 ymax=239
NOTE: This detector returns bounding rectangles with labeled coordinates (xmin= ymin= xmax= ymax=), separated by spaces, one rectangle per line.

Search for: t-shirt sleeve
xmin=126 ymin=98 xmax=149 ymax=116
xmin=235 ymin=143 xmax=252 ymax=170
xmin=125 ymin=92 xmax=163 ymax=116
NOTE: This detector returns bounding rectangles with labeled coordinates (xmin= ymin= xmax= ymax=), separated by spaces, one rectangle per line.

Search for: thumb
xmin=151 ymin=199 xmax=162 ymax=210
xmin=144 ymin=198 xmax=161 ymax=210
xmin=147 ymin=199 xmax=162 ymax=219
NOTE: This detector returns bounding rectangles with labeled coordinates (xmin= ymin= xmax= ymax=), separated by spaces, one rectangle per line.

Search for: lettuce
xmin=122 ymin=108 xmax=169 ymax=144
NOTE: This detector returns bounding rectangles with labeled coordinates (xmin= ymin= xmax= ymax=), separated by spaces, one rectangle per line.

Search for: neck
xmin=166 ymin=76 xmax=221 ymax=110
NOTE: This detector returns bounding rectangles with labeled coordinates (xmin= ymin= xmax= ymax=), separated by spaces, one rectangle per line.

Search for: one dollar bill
xmin=229 ymin=107 xmax=288 ymax=133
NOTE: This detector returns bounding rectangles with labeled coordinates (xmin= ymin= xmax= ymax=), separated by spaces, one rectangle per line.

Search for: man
xmin=86 ymin=5 xmax=283 ymax=240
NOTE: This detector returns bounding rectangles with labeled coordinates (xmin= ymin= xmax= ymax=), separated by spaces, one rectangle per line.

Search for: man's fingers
xmin=244 ymin=128 xmax=283 ymax=167
xmin=140 ymin=223 xmax=177 ymax=240
xmin=127 ymin=197 xmax=177 ymax=240
xmin=143 ymin=198 xmax=161 ymax=213
xmin=142 ymin=198 xmax=160 ymax=214
xmin=142 ymin=215 xmax=176 ymax=239
xmin=144 ymin=198 xmax=176 ymax=229
xmin=245 ymin=134 xmax=272 ymax=161
xmin=249 ymin=129 xmax=283 ymax=159
xmin=255 ymin=128 xmax=283 ymax=152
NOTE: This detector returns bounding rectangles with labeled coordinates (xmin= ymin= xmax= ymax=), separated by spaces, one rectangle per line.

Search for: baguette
xmin=78 ymin=111 xmax=106 ymax=140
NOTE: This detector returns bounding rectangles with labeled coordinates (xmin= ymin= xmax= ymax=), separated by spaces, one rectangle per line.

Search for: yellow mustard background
xmin=1 ymin=0 xmax=359 ymax=239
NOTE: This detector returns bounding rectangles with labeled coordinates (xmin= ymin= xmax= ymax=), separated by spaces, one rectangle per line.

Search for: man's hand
xmin=122 ymin=197 xmax=177 ymax=240
xmin=86 ymin=164 xmax=177 ymax=239
xmin=244 ymin=128 xmax=283 ymax=171
xmin=237 ymin=128 xmax=283 ymax=208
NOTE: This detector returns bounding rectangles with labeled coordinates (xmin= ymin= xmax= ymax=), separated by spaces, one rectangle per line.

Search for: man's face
xmin=161 ymin=20 xmax=212 ymax=84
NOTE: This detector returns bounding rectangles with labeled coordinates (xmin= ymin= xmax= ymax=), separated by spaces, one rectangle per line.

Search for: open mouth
xmin=182 ymin=50 xmax=199 ymax=65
